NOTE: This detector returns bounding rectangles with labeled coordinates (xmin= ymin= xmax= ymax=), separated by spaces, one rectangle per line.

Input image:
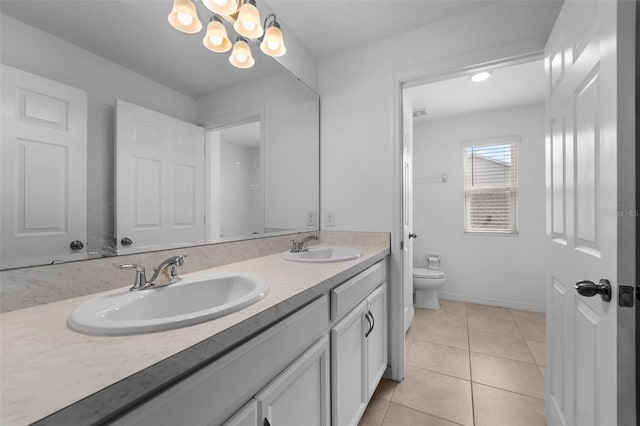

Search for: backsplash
xmin=0 ymin=231 xmax=390 ymax=313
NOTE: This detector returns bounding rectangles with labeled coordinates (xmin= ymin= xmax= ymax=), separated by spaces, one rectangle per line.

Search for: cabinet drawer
xmin=113 ymin=295 xmax=330 ymax=426
xmin=331 ymin=261 xmax=386 ymax=321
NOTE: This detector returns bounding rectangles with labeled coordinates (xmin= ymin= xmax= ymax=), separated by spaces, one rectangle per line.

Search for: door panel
xmin=544 ymin=1 xmax=619 ymax=425
xmin=1 ymin=65 xmax=87 ymax=268
xmin=574 ymin=300 xmax=600 ymax=426
xmin=550 ymin=115 xmax=566 ymax=239
xmin=548 ymin=279 xmax=568 ymax=424
xmin=574 ymin=68 xmax=600 ymax=251
xmin=402 ymin=94 xmax=414 ymax=333
xmin=116 ymin=99 xmax=205 ymax=254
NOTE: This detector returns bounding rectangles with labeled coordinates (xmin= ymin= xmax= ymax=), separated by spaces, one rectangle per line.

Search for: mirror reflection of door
xmin=115 ymin=100 xmax=205 ymax=255
xmin=207 ymin=118 xmax=263 ymax=241
xmin=1 ymin=65 xmax=88 ymax=269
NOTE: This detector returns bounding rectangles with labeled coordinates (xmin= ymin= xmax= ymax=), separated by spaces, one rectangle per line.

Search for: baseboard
xmin=438 ymin=291 xmax=545 ymax=313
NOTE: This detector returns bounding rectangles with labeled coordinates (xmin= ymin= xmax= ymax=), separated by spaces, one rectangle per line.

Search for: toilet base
xmin=414 ymin=289 xmax=440 ymax=310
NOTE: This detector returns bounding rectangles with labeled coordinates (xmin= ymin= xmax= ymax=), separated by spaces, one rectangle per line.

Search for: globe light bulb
xmin=177 ymin=12 xmax=194 ymax=25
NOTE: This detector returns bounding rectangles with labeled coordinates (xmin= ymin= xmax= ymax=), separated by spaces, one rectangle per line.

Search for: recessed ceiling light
xmin=470 ymin=71 xmax=491 ymax=82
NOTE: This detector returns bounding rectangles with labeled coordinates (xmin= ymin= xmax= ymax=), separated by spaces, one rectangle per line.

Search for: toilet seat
xmin=413 ymin=267 xmax=445 ymax=279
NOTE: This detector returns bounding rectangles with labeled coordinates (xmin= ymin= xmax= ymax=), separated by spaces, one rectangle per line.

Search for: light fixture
xmin=203 ymin=16 xmax=232 ymax=52
xmin=168 ymin=0 xmax=202 ymax=34
xmin=234 ymin=0 xmax=264 ymax=39
xmin=167 ymin=0 xmax=285 ymax=69
xmin=260 ymin=14 xmax=286 ymax=57
xmin=470 ymin=71 xmax=491 ymax=82
xmin=203 ymin=0 xmax=239 ymax=16
xmin=229 ymin=37 xmax=255 ymax=69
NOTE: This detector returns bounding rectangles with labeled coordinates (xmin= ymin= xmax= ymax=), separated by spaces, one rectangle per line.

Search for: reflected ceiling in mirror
xmin=1 ymin=0 xmax=284 ymax=98
xmin=0 ymin=1 xmax=319 ymax=269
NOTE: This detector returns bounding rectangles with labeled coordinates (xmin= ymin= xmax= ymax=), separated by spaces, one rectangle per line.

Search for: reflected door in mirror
xmin=1 ymin=65 xmax=88 ymax=269
xmin=115 ymin=100 xmax=205 ymax=255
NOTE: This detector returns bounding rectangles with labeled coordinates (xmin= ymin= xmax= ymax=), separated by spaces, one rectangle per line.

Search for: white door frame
xmin=389 ymin=39 xmax=553 ymax=381
xmin=203 ymin=107 xmax=266 ymax=243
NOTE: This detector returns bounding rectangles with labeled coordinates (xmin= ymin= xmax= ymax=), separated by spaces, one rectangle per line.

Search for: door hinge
xmin=400 ymin=240 xmax=404 ymax=251
xmin=618 ymin=285 xmax=635 ymax=308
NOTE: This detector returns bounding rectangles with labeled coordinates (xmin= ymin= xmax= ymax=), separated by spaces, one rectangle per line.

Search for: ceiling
xmin=1 ymin=0 xmax=503 ymax=98
xmin=405 ymin=59 xmax=545 ymax=121
xmin=267 ymin=0 xmax=496 ymax=58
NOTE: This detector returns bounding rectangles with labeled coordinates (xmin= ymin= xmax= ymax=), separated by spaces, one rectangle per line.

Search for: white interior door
xmin=1 ymin=64 xmax=87 ymax=268
xmin=402 ymin=94 xmax=415 ymax=333
xmin=544 ymin=1 xmax=622 ymax=425
xmin=116 ymin=99 xmax=204 ymax=254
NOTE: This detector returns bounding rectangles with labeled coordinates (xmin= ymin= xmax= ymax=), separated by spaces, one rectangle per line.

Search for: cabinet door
xmin=256 ymin=335 xmax=330 ymax=426
xmin=366 ymin=285 xmax=387 ymax=399
xmin=331 ymin=300 xmax=368 ymax=426
xmin=222 ymin=400 xmax=258 ymax=426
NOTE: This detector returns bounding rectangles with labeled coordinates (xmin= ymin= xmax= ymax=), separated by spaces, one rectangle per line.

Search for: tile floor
xmin=360 ymin=300 xmax=546 ymax=426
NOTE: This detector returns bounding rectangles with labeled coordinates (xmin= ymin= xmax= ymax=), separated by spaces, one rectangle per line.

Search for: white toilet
xmin=413 ymin=255 xmax=446 ymax=309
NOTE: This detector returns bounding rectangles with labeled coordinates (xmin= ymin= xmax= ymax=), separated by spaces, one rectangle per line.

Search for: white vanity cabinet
xmin=330 ymin=262 xmax=387 ymax=426
xmin=254 ymin=335 xmax=330 ymax=426
xmin=365 ymin=285 xmax=387 ymax=399
xmin=112 ymin=260 xmax=387 ymax=426
xmin=112 ymin=296 xmax=329 ymax=426
xmin=222 ymin=400 xmax=258 ymax=426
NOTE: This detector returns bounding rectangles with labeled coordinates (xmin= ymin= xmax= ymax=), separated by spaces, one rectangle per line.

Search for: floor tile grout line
xmin=471 ymin=381 xmax=546 ymax=402
xmin=512 ymin=312 xmax=547 ymax=379
xmin=410 ymin=337 xmax=468 ymax=352
xmin=405 ymin=361 xmax=471 ymax=382
xmin=469 ymin=349 xmax=536 ymax=366
xmin=377 ymin=398 xmax=391 ymax=426
xmin=468 ymin=327 xmax=530 ymax=340
xmin=386 ymin=400 xmax=468 ymax=426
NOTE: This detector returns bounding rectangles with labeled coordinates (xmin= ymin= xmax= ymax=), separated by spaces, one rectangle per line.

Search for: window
xmin=463 ymin=139 xmax=519 ymax=234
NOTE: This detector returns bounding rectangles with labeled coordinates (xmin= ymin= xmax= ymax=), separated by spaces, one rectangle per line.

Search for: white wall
xmin=1 ymin=15 xmax=198 ymax=254
xmin=220 ymin=142 xmax=260 ymax=237
xmin=318 ymin=1 xmax=560 ymax=232
xmin=412 ymin=104 xmax=546 ymax=311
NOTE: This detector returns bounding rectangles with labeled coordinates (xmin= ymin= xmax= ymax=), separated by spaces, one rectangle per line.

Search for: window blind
xmin=463 ymin=143 xmax=518 ymax=233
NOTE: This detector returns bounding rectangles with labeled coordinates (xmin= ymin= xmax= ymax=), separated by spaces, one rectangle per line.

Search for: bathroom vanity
xmin=0 ymin=236 xmax=389 ymax=425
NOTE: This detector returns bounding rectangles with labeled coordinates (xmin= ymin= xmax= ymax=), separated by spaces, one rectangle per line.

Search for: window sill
xmin=464 ymin=231 xmax=519 ymax=237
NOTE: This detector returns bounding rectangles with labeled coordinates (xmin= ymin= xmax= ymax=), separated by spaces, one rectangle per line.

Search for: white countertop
xmin=0 ymin=242 xmax=389 ymax=425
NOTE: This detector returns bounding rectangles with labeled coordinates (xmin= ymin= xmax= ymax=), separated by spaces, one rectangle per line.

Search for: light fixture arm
xmin=210 ymin=14 xmax=224 ymax=24
xmin=260 ymin=13 xmax=279 ymax=42
xmin=263 ymin=13 xmax=277 ymax=29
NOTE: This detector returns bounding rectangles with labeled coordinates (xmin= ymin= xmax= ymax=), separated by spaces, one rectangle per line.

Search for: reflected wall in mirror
xmin=209 ymin=118 xmax=264 ymax=240
xmin=0 ymin=1 xmax=319 ymax=268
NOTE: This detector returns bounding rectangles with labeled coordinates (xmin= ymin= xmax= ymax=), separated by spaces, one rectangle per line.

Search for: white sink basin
xmin=68 ymin=272 xmax=269 ymax=336
xmin=282 ymin=247 xmax=362 ymax=263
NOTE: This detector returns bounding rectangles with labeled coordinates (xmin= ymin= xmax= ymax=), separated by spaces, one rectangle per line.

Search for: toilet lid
xmin=413 ymin=267 xmax=445 ymax=279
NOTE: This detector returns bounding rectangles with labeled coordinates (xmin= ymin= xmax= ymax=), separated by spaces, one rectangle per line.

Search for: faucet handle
xmin=290 ymin=240 xmax=302 ymax=253
xmin=119 ymin=264 xmax=148 ymax=291
xmin=165 ymin=255 xmax=188 ymax=283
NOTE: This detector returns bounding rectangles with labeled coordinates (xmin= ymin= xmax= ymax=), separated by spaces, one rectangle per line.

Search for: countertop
xmin=0 ymin=242 xmax=390 ymax=425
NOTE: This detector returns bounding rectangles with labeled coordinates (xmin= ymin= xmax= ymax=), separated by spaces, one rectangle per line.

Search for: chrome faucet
xmin=119 ymin=255 xmax=188 ymax=291
xmin=290 ymin=234 xmax=318 ymax=253
xmin=148 ymin=255 xmax=188 ymax=286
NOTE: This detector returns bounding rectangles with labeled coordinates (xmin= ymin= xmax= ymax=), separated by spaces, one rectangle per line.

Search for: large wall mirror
xmin=0 ymin=0 xmax=319 ymax=269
